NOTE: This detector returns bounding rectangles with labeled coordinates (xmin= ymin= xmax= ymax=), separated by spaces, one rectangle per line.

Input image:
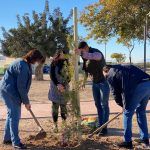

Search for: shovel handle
xmin=88 ymin=111 xmax=123 ymax=138
xmin=29 ymin=109 xmax=43 ymax=130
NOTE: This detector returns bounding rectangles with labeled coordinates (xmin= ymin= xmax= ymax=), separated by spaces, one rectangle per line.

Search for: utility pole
xmin=144 ymin=12 xmax=150 ymax=72
xmin=104 ymin=42 xmax=107 ymax=61
xmin=144 ymin=16 xmax=147 ymax=72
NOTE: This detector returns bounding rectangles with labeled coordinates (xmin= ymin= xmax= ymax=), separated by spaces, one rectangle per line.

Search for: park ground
xmin=0 ymin=75 xmax=150 ymax=150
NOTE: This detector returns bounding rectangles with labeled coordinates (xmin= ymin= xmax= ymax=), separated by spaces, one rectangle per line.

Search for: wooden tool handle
xmin=29 ymin=109 xmax=43 ymax=130
xmin=88 ymin=111 xmax=123 ymax=138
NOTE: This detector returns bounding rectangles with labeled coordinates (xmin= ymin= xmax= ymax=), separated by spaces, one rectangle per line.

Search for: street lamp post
xmin=104 ymin=42 xmax=106 ymax=61
xmin=144 ymin=12 xmax=150 ymax=72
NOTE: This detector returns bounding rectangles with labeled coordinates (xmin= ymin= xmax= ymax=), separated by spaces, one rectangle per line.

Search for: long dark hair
xmin=51 ymin=50 xmax=69 ymax=74
xmin=22 ymin=49 xmax=45 ymax=64
xmin=51 ymin=50 xmax=63 ymax=64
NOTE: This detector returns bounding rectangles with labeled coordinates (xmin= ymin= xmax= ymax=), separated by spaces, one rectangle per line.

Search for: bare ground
xmin=0 ymin=75 xmax=150 ymax=150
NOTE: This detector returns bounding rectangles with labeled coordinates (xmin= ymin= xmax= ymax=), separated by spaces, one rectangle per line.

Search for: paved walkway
xmin=0 ymin=99 xmax=149 ymax=120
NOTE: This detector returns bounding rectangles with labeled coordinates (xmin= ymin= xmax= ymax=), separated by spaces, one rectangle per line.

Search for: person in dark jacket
xmin=103 ymin=64 xmax=150 ymax=149
xmin=48 ymin=50 xmax=71 ymax=132
xmin=76 ymin=41 xmax=110 ymax=135
xmin=0 ymin=49 xmax=45 ymax=149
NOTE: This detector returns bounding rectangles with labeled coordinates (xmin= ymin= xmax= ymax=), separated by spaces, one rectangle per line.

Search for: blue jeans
xmin=0 ymin=91 xmax=21 ymax=146
xmin=123 ymin=81 xmax=150 ymax=142
xmin=92 ymin=80 xmax=110 ymax=127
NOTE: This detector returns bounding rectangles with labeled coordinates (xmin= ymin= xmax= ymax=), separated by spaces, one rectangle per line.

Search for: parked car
xmin=43 ymin=64 xmax=50 ymax=74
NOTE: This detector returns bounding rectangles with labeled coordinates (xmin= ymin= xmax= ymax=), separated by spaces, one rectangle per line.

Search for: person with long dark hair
xmin=48 ymin=50 xmax=71 ymax=132
xmin=0 ymin=49 xmax=45 ymax=149
xmin=76 ymin=41 xmax=110 ymax=135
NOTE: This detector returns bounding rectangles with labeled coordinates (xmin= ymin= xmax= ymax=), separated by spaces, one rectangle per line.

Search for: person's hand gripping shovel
xmin=26 ymin=104 xmax=46 ymax=140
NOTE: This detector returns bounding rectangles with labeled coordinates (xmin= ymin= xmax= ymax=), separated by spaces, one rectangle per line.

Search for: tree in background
xmin=80 ymin=0 xmax=150 ymax=52
xmin=125 ymin=40 xmax=135 ymax=64
xmin=0 ymin=0 xmax=72 ymax=80
xmin=111 ymin=53 xmax=126 ymax=64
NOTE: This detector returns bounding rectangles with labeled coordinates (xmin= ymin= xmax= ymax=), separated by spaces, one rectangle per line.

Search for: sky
xmin=0 ymin=0 xmax=150 ymax=63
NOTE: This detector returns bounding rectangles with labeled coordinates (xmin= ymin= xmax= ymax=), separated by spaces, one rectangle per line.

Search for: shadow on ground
xmin=26 ymin=139 xmax=111 ymax=150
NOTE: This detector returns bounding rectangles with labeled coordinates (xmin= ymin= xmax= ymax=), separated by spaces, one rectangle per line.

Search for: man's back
xmin=108 ymin=64 xmax=150 ymax=104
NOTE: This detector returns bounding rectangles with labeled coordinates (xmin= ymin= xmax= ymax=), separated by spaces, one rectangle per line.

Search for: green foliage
xmin=111 ymin=53 xmax=126 ymax=63
xmin=58 ymin=42 xmax=83 ymax=145
xmin=80 ymin=0 xmax=150 ymax=45
xmin=0 ymin=1 xmax=73 ymax=58
xmin=61 ymin=53 xmax=81 ymax=119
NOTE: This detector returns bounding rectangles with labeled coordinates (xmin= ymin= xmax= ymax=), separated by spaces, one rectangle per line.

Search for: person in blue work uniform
xmin=103 ymin=64 xmax=150 ymax=149
xmin=0 ymin=49 xmax=45 ymax=149
xmin=76 ymin=41 xmax=110 ymax=135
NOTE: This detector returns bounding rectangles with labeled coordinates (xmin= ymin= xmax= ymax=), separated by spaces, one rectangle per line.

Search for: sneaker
xmin=134 ymin=138 xmax=149 ymax=146
xmin=3 ymin=140 xmax=12 ymax=145
xmin=99 ymin=128 xmax=108 ymax=136
xmin=117 ymin=141 xmax=133 ymax=149
xmin=13 ymin=143 xmax=27 ymax=149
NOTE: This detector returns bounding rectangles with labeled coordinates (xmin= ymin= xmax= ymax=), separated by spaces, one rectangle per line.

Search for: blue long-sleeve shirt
xmin=0 ymin=58 xmax=32 ymax=104
xmin=107 ymin=65 xmax=150 ymax=107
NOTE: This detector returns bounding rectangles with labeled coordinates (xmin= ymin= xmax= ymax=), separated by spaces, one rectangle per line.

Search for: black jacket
xmin=82 ymin=47 xmax=106 ymax=83
xmin=50 ymin=60 xmax=70 ymax=86
xmin=107 ymin=65 xmax=150 ymax=107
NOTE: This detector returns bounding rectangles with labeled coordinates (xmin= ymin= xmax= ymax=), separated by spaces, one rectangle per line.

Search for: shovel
xmin=29 ymin=109 xmax=47 ymax=140
xmin=88 ymin=111 xmax=123 ymax=138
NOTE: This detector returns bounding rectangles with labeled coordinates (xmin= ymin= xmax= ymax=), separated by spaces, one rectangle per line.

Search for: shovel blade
xmin=34 ymin=130 xmax=47 ymax=140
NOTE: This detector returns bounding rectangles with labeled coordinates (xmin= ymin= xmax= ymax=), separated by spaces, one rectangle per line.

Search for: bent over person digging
xmin=0 ymin=49 xmax=45 ymax=149
xmin=103 ymin=64 xmax=150 ymax=149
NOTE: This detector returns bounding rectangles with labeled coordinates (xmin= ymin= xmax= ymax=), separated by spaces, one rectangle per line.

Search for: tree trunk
xmin=129 ymin=50 xmax=132 ymax=65
xmin=129 ymin=54 xmax=132 ymax=65
xmin=34 ymin=64 xmax=43 ymax=81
